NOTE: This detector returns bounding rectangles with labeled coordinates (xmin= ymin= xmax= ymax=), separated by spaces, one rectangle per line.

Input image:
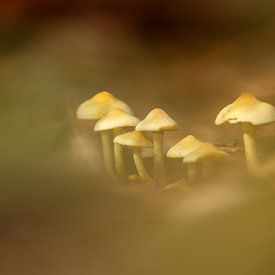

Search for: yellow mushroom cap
xmin=135 ymin=108 xmax=178 ymax=132
xmin=215 ymin=92 xmax=275 ymax=126
xmin=114 ymin=131 xmax=153 ymax=147
xmin=76 ymin=91 xmax=133 ymax=120
xmin=112 ymin=99 xmax=133 ymax=116
xmin=183 ymin=143 xmax=229 ymax=163
xmin=94 ymin=109 xmax=140 ymax=131
xmin=167 ymin=135 xmax=203 ymax=158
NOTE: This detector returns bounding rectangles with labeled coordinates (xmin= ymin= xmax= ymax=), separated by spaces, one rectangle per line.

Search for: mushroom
xmin=136 ymin=108 xmax=178 ymax=186
xmin=183 ymin=142 xmax=230 ymax=180
xmin=94 ymin=109 xmax=140 ymax=180
xmin=77 ymin=91 xmax=133 ymax=120
xmin=114 ymin=131 xmax=153 ymax=182
xmin=76 ymin=91 xmax=132 ymax=179
xmin=215 ymin=92 xmax=275 ymax=172
xmin=167 ymin=135 xmax=203 ymax=181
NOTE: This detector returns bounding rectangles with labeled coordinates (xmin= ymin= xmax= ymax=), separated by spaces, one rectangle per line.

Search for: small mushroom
xmin=167 ymin=135 xmax=203 ymax=181
xmin=215 ymin=92 xmax=275 ymax=172
xmin=136 ymin=108 xmax=178 ymax=186
xmin=183 ymin=143 xmax=230 ymax=180
xmin=76 ymin=91 xmax=132 ymax=179
xmin=94 ymin=109 xmax=140 ymax=180
xmin=114 ymin=131 xmax=153 ymax=182
xmin=77 ymin=91 xmax=133 ymax=120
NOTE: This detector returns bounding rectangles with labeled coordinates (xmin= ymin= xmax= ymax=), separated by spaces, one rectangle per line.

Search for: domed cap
xmin=167 ymin=135 xmax=203 ymax=158
xmin=77 ymin=91 xmax=133 ymax=120
xmin=94 ymin=109 xmax=140 ymax=132
xmin=215 ymin=92 xmax=275 ymax=126
xmin=135 ymin=108 xmax=178 ymax=132
xmin=183 ymin=143 xmax=229 ymax=163
xmin=114 ymin=131 xmax=153 ymax=147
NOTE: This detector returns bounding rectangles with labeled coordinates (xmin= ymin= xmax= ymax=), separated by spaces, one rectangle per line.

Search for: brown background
xmin=1 ymin=1 xmax=275 ymax=274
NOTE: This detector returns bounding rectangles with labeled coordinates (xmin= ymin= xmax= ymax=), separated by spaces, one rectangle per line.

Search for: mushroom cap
xmin=76 ymin=91 xmax=133 ymax=120
xmin=135 ymin=108 xmax=178 ymax=132
xmin=183 ymin=143 xmax=229 ymax=163
xmin=114 ymin=131 xmax=153 ymax=147
xmin=94 ymin=109 xmax=140 ymax=131
xmin=167 ymin=135 xmax=203 ymax=158
xmin=215 ymin=92 xmax=275 ymax=126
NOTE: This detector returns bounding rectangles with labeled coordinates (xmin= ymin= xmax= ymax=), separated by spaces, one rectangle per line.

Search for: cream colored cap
xmin=94 ymin=109 xmax=140 ymax=131
xmin=167 ymin=135 xmax=203 ymax=158
xmin=112 ymin=99 xmax=133 ymax=116
xmin=215 ymin=92 xmax=275 ymax=126
xmin=76 ymin=91 xmax=133 ymax=120
xmin=135 ymin=108 xmax=178 ymax=132
xmin=114 ymin=131 xmax=153 ymax=147
xmin=183 ymin=143 xmax=229 ymax=163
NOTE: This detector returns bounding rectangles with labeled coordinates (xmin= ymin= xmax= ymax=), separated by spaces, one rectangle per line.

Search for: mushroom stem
xmin=113 ymin=127 xmax=125 ymax=180
xmin=153 ymin=131 xmax=165 ymax=186
xmin=100 ymin=130 xmax=115 ymax=180
xmin=202 ymin=159 xmax=213 ymax=180
xmin=187 ymin=163 xmax=197 ymax=181
xmin=132 ymin=147 xmax=152 ymax=181
xmin=242 ymin=122 xmax=258 ymax=171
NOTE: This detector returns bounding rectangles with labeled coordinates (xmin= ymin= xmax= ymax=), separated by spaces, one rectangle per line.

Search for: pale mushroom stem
xmin=202 ymin=159 xmax=213 ymax=180
xmin=100 ymin=130 xmax=116 ymax=180
xmin=153 ymin=131 xmax=165 ymax=186
xmin=187 ymin=163 xmax=197 ymax=181
xmin=113 ymin=127 xmax=125 ymax=180
xmin=242 ymin=122 xmax=258 ymax=171
xmin=132 ymin=147 xmax=152 ymax=181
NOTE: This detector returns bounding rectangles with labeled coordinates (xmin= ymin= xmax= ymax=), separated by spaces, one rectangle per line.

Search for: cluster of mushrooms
xmin=76 ymin=91 xmax=275 ymax=187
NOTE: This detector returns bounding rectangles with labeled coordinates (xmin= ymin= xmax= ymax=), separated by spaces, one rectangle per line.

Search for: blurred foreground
xmin=2 ymin=163 xmax=275 ymax=275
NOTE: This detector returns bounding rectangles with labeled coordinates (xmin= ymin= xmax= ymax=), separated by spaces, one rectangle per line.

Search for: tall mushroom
xmin=215 ymin=92 xmax=275 ymax=172
xmin=76 ymin=91 xmax=132 ymax=178
xmin=94 ymin=109 xmax=140 ymax=180
xmin=114 ymin=131 xmax=153 ymax=182
xmin=136 ymin=108 xmax=178 ymax=186
xmin=183 ymin=142 xmax=230 ymax=180
xmin=77 ymin=91 xmax=133 ymax=120
xmin=167 ymin=135 xmax=203 ymax=181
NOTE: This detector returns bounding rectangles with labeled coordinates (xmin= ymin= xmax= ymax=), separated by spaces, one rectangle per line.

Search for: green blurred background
xmin=1 ymin=1 xmax=275 ymax=274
